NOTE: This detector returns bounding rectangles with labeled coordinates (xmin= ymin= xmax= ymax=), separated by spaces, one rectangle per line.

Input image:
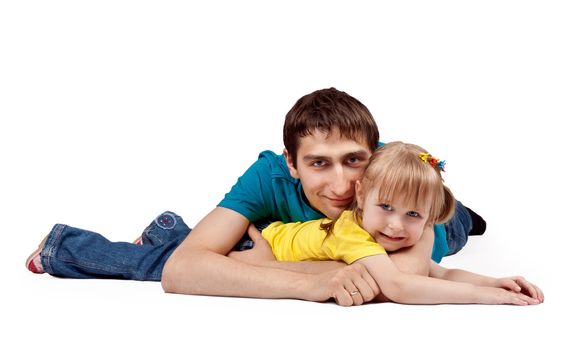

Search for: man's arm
xmin=162 ymin=207 xmax=312 ymax=298
xmin=161 ymin=207 xmax=379 ymax=305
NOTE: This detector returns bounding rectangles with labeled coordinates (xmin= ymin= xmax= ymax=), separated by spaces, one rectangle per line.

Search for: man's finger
xmin=247 ymin=224 xmax=263 ymax=242
xmin=352 ymin=263 xmax=380 ymax=302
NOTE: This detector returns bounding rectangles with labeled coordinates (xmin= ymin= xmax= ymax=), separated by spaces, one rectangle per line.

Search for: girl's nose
xmin=387 ymin=217 xmax=404 ymax=233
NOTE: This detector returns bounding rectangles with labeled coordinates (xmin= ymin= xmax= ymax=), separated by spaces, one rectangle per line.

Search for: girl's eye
xmin=379 ymin=204 xmax=392 ymax=211
xmin=407 ymin=211 xmax=420 ymax=218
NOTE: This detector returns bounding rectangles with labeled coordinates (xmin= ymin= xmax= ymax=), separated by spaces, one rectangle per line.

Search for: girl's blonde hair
xmin=321 ymin=141 xmax=456 ymax=233
xmin=358 ymin=141 xmax=455 ymax=224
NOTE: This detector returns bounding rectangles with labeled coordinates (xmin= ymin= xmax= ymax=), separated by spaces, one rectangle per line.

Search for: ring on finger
xmin=349 ymin=290 xmax=359 ymax=296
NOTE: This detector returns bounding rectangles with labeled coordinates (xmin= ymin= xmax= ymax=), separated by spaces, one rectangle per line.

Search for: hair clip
xmin=419 ymin=152 xmax=446 ymax=172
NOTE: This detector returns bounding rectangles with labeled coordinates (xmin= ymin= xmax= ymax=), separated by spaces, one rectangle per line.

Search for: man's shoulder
xmin=257 ymin=150 xmax=284 ymax=163
xmin=257 ymin=150 xmax=280 ymax=162
xmin=254 ymin=150 xmax=292 ymax=179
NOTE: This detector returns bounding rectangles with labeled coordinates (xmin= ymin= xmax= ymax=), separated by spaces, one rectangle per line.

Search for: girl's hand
xmin=494 ymin=276 xmax=544 ymax=303
xmin=478 ymin=286 xmax=541 ymax=306
xmin=227 ymin=224 xmax=276 ymax=266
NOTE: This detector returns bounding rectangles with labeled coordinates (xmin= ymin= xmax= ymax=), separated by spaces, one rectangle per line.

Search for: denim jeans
xmin=444 ymin=201 xmax=472 ymax=256
xmin=40 ymin=212 xmax=190 ymax=281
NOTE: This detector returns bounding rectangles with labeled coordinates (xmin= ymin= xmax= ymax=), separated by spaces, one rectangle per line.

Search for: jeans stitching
xmin=42 ymin=224 xmax=66 ymax=275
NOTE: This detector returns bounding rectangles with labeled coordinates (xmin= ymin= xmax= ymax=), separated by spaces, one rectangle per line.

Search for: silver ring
xmin=349 ymin=290 xmax=359 ymax=296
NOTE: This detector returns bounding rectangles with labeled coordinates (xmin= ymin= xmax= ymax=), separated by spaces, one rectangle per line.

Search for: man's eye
xmin=312 ymin=160 xmax=326 ymax=167
xmin=346 ymin=157 xmax=366 ymax=167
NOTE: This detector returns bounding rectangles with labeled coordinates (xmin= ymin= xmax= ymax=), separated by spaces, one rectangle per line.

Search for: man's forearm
xmin=162 ymin=248 xmax=315 ymax=299
xmin=263 ymin=260 xmax=346 ymax=273
xmin=160 ymin=207 xmax=325 ymax=300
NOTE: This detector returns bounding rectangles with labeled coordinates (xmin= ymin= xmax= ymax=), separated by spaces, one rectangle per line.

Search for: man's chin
xmin=323 ymin=207 xmax=346 ymax=220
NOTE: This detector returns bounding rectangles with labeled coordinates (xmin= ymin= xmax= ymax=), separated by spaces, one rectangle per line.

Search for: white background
xmin=1 ymin=1 xmax=583 ymax=349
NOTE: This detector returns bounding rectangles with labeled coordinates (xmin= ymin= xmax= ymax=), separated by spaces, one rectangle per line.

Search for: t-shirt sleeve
xmin=326 ymin=213 xmax=387 ymax=264
xmin=261 ymin=220 xmax=328 ymax=262
xmin=335 ymin=233 xmax=387 ymax=264
xmin=218 ymin=153 xmax=276 ymax=223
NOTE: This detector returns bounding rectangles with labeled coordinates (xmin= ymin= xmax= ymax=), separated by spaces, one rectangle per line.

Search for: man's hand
xmin=228 ymin=224 xmax=276 ymax=266
xmin=305 ymin=263 xmax=380 ymax=306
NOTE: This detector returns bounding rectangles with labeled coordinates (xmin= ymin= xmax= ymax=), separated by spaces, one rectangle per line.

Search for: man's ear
xmin=355 ymin=180 xmax=364 ymax=209
xmin=283 ymin=148 xmax=299 ymax=179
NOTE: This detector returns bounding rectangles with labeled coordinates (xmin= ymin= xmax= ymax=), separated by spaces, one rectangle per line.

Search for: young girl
xmin=246 ymin=141 xmax=544 ymax=305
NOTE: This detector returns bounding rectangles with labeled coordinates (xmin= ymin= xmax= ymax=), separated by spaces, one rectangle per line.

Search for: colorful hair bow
xmin=419 ymin=152 xmax=446 ymax=172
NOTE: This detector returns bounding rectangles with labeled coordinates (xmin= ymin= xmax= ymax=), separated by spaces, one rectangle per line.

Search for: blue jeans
xmin=445 ymin=201 xmax=472 ymax=256
xmin=40 ymin=212 xmax=190 ymax=281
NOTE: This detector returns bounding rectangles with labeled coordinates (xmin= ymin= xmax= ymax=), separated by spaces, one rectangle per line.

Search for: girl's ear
xmin=283 ymin=148 xmax=299 ymax=179
xmin=355 ymin=180 xmax=365 ymax=209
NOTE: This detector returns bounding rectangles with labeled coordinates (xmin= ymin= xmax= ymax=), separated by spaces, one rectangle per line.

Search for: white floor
xmin=2 ymin=2 xmax=584 ymax=349
xmin=10 ymin=235 xmax=580 ymax=349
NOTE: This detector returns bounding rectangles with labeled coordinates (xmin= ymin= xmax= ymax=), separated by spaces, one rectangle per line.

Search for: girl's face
xmin=356 ymin=184 xmax=431 ymax=252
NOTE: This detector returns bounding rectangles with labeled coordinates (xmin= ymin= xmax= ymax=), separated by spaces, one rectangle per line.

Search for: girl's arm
xmin=356 ymin=254 xmax=540 ymax=305
xmin=429 ymin=260 xmax=496 ymax=285
xmin=429 ymin=261 xmax=544 ymax=302
xmin=386 ymin=225 xmax=434 ymax=276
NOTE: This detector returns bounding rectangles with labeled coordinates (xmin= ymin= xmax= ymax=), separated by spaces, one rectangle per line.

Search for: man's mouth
xmin=327 ymin=197 xmax=353 ymax=206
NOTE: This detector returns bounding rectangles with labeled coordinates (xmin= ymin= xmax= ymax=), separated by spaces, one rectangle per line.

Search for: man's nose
xmin=330 ymin=165 xmax=352 ymax=196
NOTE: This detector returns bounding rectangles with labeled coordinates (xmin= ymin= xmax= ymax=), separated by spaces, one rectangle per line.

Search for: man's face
xmin=285 ymin=128 xmax=372 ymax=219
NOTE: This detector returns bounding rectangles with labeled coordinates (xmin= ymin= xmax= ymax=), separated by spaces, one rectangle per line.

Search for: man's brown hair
xmin=283 ymin=87 xmax=379 ymax=167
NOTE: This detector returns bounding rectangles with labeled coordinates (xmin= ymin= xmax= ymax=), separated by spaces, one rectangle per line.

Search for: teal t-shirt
xmin=218 ymin=150 xmax=449 ymax=262
xmin=219 ymin=151 xmax=323 ymax=224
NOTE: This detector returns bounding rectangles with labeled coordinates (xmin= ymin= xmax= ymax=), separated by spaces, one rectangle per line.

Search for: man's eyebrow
xmin=344 ymin=150 xmax=370 ymax=158
xmin=302 ymin=154 xmax=332 ymax=162
xmin=302 ymin=150 xmax=370 ymax=162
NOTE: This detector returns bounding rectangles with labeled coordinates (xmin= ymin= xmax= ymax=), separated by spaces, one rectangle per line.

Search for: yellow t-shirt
xmin=262 ymin=210 xmax=387 ymax=264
